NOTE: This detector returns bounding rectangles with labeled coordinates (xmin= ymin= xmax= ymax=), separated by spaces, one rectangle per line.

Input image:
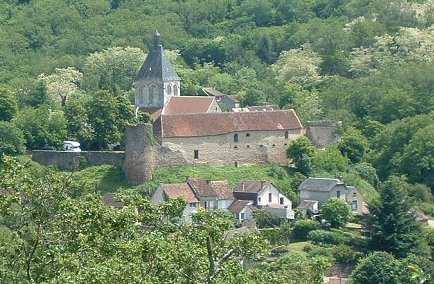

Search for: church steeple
xmin=134 ymin=30 xmax=180 ymax=109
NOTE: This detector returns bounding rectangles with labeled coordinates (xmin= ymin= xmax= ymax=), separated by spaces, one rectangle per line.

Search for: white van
xmin=63 ymin=141 xmax=81 ymax=152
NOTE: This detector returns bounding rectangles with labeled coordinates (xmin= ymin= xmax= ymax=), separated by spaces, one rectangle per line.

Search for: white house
xmin=151 ymin=183 xmax=200 ymax=222
xmin=232 ymin=181 xmax=295 ymax=220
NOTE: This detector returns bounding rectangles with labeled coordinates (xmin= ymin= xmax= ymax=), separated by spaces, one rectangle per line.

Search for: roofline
xmin=162 ymin=127 xmax=303 ymax=139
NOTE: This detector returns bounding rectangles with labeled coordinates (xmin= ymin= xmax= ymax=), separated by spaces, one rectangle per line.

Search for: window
xmin=166 ymin=84 xmax=172 ymax=95
xmin=280 ymin=197 xmax=284 ymax=205
xmin=268 ymin=193 xmax=272 ymax=203
xmin=240 ymin=212 xmax=245 ymax=220
xmin=246 ymin=133 xmax=250 ymax=137
xmin=258 ymin=197 xmax=261 ymax=204
xmin=189 ymin=203 xmax=197 ymax=208
xmin=234 ymin=161 xmax=239 ymax=167
xmin=285 ymin=131 xmax=289 ymax=139
xmin=336 ymin=191 xmax=341 ymax=198
xmin=173 ymin=84 xmax=178 ymax=96
xmin=272 ymin=144 xmax=276 ymax=147
xmin=234 ymin=145 xmax=238 ymax=149
xmin=246 ymin=145 xmax=250 ymax=148
xmin=194 ymin=150 xmax=199 ymax=159
xmin=352 ymin=200 xmax=358 ymax=211
xmin=234 ymin=134 xmax=239 ymax=143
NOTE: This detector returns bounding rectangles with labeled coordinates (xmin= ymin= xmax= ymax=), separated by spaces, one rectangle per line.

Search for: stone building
xmin=123 ymin=31 xmax=306 ymax=184
xmin=134 ymin=31 xmax=180 ymax=110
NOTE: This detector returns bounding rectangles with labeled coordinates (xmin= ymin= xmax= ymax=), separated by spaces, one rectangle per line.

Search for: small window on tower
xmin=166 ymin=84 xmax=172 ymax=95
xmin=194 ymin=150 xmax=199 ymax=159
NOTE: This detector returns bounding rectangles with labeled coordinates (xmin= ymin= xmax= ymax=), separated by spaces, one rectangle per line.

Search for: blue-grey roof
xmin=298 ymin=178 xmax=343 ymax=192
xmin=136 ymin=31 xmax=180 ymax=82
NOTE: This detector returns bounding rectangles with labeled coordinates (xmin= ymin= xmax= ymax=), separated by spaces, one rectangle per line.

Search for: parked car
xmin=63 ymin=141 xmax=81 ymax=152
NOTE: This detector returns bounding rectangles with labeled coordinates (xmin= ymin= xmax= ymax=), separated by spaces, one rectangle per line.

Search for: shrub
xmin=307 ymin=229 xmax=350 ymax=246
xmin=292 ymin=219 xmax=320 ymax=241
xmin=332 ymin=245 xmax=363 ymax=264
xmin=321 ymin=198 xmax=351 ymax=228
xmin=254 ymin=209 xmax=282 ymax=228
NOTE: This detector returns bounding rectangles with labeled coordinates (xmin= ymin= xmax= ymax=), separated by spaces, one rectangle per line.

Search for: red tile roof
xmin=161 ymin=110 xmax=302 ymax=138
xmin=160 ymin=183 xmax=199 ymax=203
xmin=187 ymin=178 xmax=233 ymax=199
xmin=163 ymin=96 xmax=216 ymax=115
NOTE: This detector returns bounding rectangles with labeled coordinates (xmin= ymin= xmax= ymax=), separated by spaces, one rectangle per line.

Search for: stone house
xmin=151 ymin=183 xmax=200 ymax=222
xmin=186 ymin=178 xmax=234 ymax=210
xmin=233 ymin=181 xmax=295 ymax=220
xmin=298 ymin=178 xmax=366 ymax=215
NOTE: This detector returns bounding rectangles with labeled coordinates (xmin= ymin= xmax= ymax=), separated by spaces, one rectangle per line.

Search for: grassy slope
xmin=68 ymin=164 xmax=299 ymax=199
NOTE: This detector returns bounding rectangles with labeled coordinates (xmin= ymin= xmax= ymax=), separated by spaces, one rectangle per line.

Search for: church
xmin=123 ymin=31 xmax=305 ymax=183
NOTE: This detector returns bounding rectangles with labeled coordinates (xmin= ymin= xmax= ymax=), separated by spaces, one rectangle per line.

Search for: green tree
xmin=287 ymin=137 xmax=316 ymax=175
xmin=13 ymin=106 xmax=67 ymax=149
xmin=86 ymin=90 xmax=135 ymax=150
xmin=369 ymin=176 xmax=423 ymax=258
xmin=350 ymin=252 xmax=415 ymax=284
xmin=338 ymin=128 xmax=368 ymax=163
xmin=64 ymin=93 xmax=94 ymax=148
xmin=24 ymin=80 xmax=50 ymax=107
xmin=312 ymin=146 xmax=349 ymax=176
xmin=0 ymin=121 xmax=25 ymax=157
xmin=321 ymin=198 xmax=351 ymax=228
xmin=400 ymin=124 xmax=434 ymax=187
xmin=0 ymin=86 xmax=17 ymax=121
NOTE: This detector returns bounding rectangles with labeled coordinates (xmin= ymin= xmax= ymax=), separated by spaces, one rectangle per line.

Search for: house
xmin=233 ymin=181 xmax=295 ymax=219
xmin=298 ymin=178 xmax=366 ymax=215
xmin=228 ymin=200 xmax=255 ymax=222
xmin=151 ymin=183 xmax=200 ymax=222
xmin=187 ymin=178 xmax=234 ymax=210
xmin=201 ymin=87 xmax=240 ymax=111
xmin=162 ymin=96 xmax=221 ymax=115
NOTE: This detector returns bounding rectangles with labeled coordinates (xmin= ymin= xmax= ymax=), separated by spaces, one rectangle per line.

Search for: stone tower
xmin=134 ymin=31 xmax=181 ymax=109
xmin=123 ymin=123 xmax=155 ymax=185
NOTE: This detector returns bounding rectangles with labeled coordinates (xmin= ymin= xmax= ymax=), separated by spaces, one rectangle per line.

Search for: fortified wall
xmin=32 ymin=122 xmax=338 ymax=185
xmin=306 ymin=120 xmax=341 ymax=148
xmin=32 ymin=150 xmax=125 ymax=170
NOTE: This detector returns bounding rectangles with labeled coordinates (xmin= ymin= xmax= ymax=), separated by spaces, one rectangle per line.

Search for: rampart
xmin=31 ymin=150 xmax=125 ymax=170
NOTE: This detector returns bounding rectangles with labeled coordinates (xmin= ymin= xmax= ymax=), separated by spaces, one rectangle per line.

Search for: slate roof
xmin=160 ymin=183 xmax=199 ymax=203
xmin=161 ymin=110 xmax=303 ymax=138
xmin=187 ymin=178 xmax=233 ymax=199
xmin=228 ymin=200 xmax=253 ymax=214
xmin=163 ymin=96 xmax=216 ymax=115
xmin=233 ymin=181 xmax=270 ymax=193
xmin=298 ymin=178 xmax=344 ymax=192
xmin=136 ymin=31 xmax=180 ymax=82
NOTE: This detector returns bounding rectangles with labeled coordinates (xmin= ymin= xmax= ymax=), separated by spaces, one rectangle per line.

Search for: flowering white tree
xmin=272 ymin=45 xmax=323 ymax=87
xmin=350 ymin=25 xmax=434 ymax=76
xmin=39 ymin=67 xmax=83 ymax=106
xmin=83 ymin=47 xmax=145 ymax=91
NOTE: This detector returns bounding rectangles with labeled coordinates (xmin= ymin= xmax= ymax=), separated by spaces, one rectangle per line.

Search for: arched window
xmin=149 ymin=85 xmax=156 ymax=104
xmin=173 ymin=84 xmax=179 ymax=96
xmin=166 ymin=84 xmax=172 ymax=95
xmin=234 ymin=134 xmax=239 ymax=143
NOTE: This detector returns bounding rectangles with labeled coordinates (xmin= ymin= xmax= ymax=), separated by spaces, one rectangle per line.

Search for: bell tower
xmin=134 ymin=31 xmax=180 ymax=110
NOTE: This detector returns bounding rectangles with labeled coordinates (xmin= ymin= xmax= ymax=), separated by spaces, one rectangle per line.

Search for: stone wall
xmin=306 ymin=120 xmax=341 ymax=148
xmin=161 ymin=129 xmax=303 ymax=167
xmin=32 ymin=150 xmax=125 ymax=170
